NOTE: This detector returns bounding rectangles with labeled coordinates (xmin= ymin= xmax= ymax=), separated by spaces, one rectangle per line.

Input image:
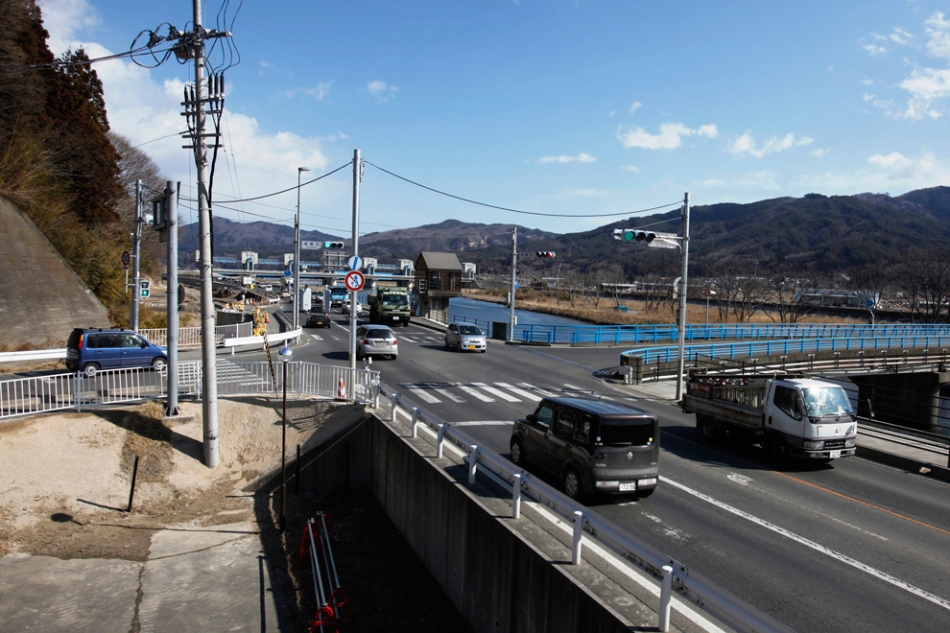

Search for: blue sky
xmin=40 ymin=0 xmax=950 ymax=237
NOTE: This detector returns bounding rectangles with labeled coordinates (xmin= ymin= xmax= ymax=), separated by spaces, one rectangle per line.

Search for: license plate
xmin=829 ymin=450 xmax=841 ymax=459
xmin=619 ymin=482 xmax=636 ymax=492
xmin=467 ymin=345 xmax=476 ymax=349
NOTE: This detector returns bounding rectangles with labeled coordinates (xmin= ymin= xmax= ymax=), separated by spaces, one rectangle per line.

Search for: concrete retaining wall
xmin=293 ymin=409 xmax=634 ymax=633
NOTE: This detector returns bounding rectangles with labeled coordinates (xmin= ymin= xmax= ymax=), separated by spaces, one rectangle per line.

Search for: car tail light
xmin=78 ymin=334 xmax=84 ymax=350
xmin=392 ymin=339 xmax=397 ymax=346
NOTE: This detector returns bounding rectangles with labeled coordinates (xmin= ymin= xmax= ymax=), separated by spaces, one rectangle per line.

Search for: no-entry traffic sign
xmin=344 ymin=270 xmax=365 ymax=291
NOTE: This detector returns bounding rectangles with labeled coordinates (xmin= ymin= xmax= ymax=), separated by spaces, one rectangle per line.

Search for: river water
xmin=448 ymin=296 xmax=586 ymax=328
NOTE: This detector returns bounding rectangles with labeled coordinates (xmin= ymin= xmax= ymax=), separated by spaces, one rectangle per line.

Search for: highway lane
xmin=295 ymin=317 xmax=950 ymax=633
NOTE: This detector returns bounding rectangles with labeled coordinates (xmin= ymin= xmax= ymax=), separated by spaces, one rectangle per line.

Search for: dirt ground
xmin=0 ymin=398 xmax=472 ymax=632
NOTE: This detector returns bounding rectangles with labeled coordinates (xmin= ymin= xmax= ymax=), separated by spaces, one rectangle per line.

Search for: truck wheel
xmin=767 ymin=436 xmax=790 ymax=465
xmin=698 ymin=416 xmax=722 ymax=441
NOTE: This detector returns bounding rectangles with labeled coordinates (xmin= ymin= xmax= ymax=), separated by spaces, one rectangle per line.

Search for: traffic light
xmin=323 ymin=241 xmax=344 ymax=249
xmin=612 ymin=228 xmax=656 ymax=243
xmin=536 ymin=251 xmax=555 ymax=258
xmin=140 ymin=280 xmax=151 ymax=298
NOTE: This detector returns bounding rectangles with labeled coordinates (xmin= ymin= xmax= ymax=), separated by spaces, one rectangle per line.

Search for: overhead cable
xmin=362 ymin=160 xmax=681 ymax=218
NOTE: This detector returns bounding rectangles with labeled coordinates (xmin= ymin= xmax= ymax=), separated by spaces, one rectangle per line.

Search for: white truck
xmin=681 ymin=373 xmax=857 ymax=463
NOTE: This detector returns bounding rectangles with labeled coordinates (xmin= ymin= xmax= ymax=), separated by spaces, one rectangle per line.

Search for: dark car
xmin=65 ymin=328 xmax=168 ymax=377
xmin=307 ymin=308 xmax=331 ymax=328
xmin=510 ymin=397 xmax=659 ymax=500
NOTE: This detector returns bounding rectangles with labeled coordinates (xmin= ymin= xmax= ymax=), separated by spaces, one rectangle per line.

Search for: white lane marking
xmin=517 ymin=382 xmax=559 ymax=398
xmin=422 ymin=382 xmax=466 ymax=403
xmin=310 ymin=335 xmax=323 ymax=341
xmin=401 ymin=335 xmax=419 ymax=342
xmin=816 ymin=513 xmax=889 ymax=542
xmin=403 ymin=384 xmax=441 ymax=404
xmin=472 ymin=382 xmax=521 ymax=402
xmin=454 ymin=383 xmax=494 ymax=402
xmin=451 ymin=421 xmax=513 ymax=426
xmin=727 ymin=473 xmax=753 ymax=486
xmin=662 ymin=476 xmax=950 ymax=612
xmin=395 ymin=411 xmax=726 ymax=633
xmin=495 ymin=382 xmax=541 ymax=401
xmin=563 ymin=383 xmax=587 ymax=391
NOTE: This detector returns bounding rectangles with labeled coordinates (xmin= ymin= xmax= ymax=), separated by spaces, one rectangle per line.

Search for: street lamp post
xmin=293 ymin=167 xmax=310 ymax=333
xmin=279 ymin=344 xmax=293 ymax=532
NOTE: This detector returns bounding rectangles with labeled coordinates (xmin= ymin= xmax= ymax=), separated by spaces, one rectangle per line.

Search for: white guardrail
xmin=0 ymin=360 xmax=379 ymax=420
xmin=0 ymin=322 xmax=263 ymax=364
xmin=380 ymin=382 xmax=795 ymax=633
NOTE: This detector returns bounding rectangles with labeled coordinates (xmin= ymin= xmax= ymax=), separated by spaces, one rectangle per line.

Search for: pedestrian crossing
xmin=395 ymin=381 xmax=632 ymax=406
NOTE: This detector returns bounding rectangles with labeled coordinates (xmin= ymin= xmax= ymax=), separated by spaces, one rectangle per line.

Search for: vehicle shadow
xmin=659 ymin=423 xmax=838 ymax=474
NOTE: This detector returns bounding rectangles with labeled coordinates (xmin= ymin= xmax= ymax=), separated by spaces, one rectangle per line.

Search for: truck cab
xmin=766 ymin=378 xmax=857 ymax=461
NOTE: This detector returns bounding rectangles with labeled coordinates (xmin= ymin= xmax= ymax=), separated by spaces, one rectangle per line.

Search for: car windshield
xmin=382 ymin=295 xmax=409 ymax=307
xmin=596 ymin=418 xmax=655 ymax=447
xmin=802 ymin=387 xmax=853 ymax=417
xmin=459 ymin=325 xmax=482 ymax=335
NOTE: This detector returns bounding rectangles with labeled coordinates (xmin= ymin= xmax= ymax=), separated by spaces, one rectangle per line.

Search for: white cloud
xmin=867 ymin=150 xmax=935 ymax=180
xmin=621 ymin=165 xmax=640 ymax=173
xmin=367 ymin=80 xmax=399 ymax=102
xmin=812 ymin=148 xmax=830 ymax=157
xmin=862 ymin=42 xmax=887 ymax=56
xmin=617 ymin=122 xmax=718 ymax=150
xmin=925 ymin=12 xmax=950 ymax=59
xmin=890 ymin=27 xmax=916 ymax=47
xmin=38 ymin=0 xmax=100 ymax=52
xmin=538 ymin=153 xmax=596 ymax=164
xmin=629 ymin=101 xmax=642 ymax=114
xmin=727 ymin=132 xmax=813 ymax=158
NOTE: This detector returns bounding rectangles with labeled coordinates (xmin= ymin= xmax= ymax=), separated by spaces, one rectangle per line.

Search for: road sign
xmin=348 ymin=255 xmax=363 ymax=271
xmin=704 ymin=288 xmax=711 ymax=297
xmin=344 ymin=270 xmax=365 ymax=292
xmin=301 ymin=240 xmax=322 ymax=250
xmin=867 ymin=299 xmax=875 ymax=309
xmin=284 ymin=269 xmax=291 ymax=277
xmin=121 ymin=251 xmax=131 ymax=267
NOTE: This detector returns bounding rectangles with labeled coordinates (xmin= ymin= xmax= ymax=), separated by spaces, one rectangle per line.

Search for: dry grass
xmin=462 ymin=288 xmax=863 ymax=326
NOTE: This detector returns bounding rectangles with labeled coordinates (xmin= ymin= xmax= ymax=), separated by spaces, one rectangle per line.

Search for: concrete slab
xmin=0 ymin=554 xmax=140 ymax=633
xmin=138 ymin=521 xmax=283 ymax=633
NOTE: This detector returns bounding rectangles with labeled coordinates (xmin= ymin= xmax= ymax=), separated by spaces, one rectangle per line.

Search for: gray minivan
xmin=510 ymin=397 xmax=659 ymax=499
xmin=66 ymin=328 xmax=167 ymax=377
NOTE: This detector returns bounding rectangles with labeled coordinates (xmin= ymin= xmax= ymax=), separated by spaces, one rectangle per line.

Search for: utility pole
xmin=349 ymin=149 xmax=361 ymax=370
xmin=165 ymin=181 xmax=180 ymax=417
xmin=130 ymin=179 xmax=143 ymax=332
xmin=293 ymin=166 xmax=310 ymax=333
xmin=508 ymin=227 xmax=517 ymax=341
xmin=675 ymin=192 xmax=690 ymax=402
xmin=188 ymin=0 xmax=219 ymax=468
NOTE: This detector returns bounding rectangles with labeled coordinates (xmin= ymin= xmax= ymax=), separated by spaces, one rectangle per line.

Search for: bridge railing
xmin=516 ymin=322 xmax=950 ymax=346
xmin=0 ymin=360 xmax=379 ymax=421
xmin=380 ymin=382 xmax=794 ymax=633
xmin=620 ymin=334 xmax=950 ymax=365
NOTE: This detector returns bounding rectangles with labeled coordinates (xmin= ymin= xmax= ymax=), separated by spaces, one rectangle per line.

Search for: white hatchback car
xmin=445 ymin=323 xmax=487 ymax=353
xmin=356 ymin=324 xmax=398 ymax=360
xmin=342 ymin=297 xmax=363 ymax=316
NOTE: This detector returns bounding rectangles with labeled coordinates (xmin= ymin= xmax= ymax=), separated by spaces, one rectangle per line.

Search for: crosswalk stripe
xmin=454 ymin=383 xmax=494 ymax=402
xmin=472 ymin=382 xmax=520 ymax=402
xmin=495 ymin=382 xmax=541 ymax=401
xmin=422 ymin=383 xmax=466 ymax=403
xmin=517 ymin=382 xmax=559 ymax=398
xmin=404 ymin=385 xmax=441 ymax=403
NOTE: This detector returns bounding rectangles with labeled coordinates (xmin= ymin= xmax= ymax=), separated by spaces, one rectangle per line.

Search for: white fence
xmin=382 ymin=383 xmax=795 ymax=633
xmin=140 ymin=322 xmax=254 ymax=348
xmin=0 ymin=359 xmax=379 ymax=420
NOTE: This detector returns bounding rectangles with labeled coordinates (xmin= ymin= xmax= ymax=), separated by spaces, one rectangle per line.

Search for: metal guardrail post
xmin=512 ymin=473 xmax=522 ymax=519
xmin=659 ymin=564 xmax=673 ymax=631
xmin=468 ymin=445 xmax=478 ymax=484
xmin=411 ymin=407 xmax=420 ymax=439
xmin=436 ymin=424 xmax=446 ymax=459
xmin=390 ymin=393 xmax=399 ymax=421
xmin=571 ymin=510 xmax=584 ymax=565
xmin=75 ymin=373 xmax=82 ymax=413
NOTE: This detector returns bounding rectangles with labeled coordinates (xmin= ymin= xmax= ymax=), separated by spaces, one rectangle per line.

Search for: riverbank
xmin=461 ymin=288 xmax=864 ymax=326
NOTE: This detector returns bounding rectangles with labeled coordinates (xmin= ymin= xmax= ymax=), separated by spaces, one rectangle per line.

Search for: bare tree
xmin=764 ymin=260 xmax=821 ymax=323
xmin=894 ymin=248 xmax=950 ymax=323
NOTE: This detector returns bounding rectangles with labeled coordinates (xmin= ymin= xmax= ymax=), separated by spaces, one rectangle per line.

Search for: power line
xmin=363 ymin=160 xmax=681 ymax=218
xmin=179 ymin=161 xmax=352 ymax=204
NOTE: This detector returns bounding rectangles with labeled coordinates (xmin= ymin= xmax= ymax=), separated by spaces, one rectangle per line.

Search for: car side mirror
xmin=527 ymin=413 xmax=536 ymax=423
xmin=141 ymin=341 xmax=148 ymax=348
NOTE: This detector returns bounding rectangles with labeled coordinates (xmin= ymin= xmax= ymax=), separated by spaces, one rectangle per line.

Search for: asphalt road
xmin=287 ymin=312 xmax=950 ymax=633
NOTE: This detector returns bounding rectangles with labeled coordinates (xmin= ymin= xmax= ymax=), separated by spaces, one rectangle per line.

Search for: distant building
xmin=414 ymin=252 xmax=463 ymax=323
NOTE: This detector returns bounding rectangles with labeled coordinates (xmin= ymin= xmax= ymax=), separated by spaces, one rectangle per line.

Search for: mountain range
xmin=181 ymin=186 xmax=950 ymax=278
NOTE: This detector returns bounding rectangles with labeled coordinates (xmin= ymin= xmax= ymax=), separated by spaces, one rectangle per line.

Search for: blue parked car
xmin=66 ymin=328 xmax=167 ymax=377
